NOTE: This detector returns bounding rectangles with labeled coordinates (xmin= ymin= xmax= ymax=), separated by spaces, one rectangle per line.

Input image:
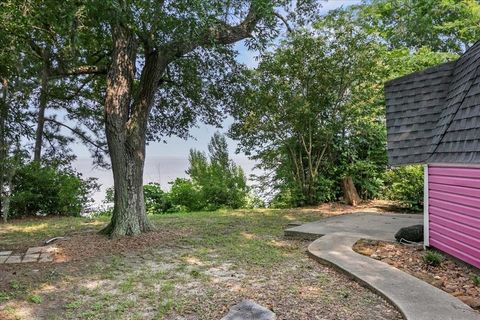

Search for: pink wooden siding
xmin=428 ymin=165 xmax=480 ymax=269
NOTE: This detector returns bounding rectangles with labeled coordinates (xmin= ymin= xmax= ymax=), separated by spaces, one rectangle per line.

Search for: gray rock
xmin=286 ymin=221 xmax=303 ymax=228
xmin=222 ymin=299 xmax=275 ymax=320
xmin=394 ymin=224 xmax=423 ymax=242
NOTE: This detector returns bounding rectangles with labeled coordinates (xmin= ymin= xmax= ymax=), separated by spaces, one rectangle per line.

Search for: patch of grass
xmin=0 ymin=291 xmax=10 ymax=303
xmin=65 ymin=300 xmax=82 ymax=310
xmin=119 ymin=277 xmax=135 ymax=293
xmin=0 ymin=216 xmax=108 ymax=249
xmin=473 ymin=275 xmax=480 ymax=287
xmin=10 ymin=280 xmax=21 ymax=290
xmin=155 ymin=299 xmax=175 ymax=318
xmin=28 ymin=294 xmax=43 ymax=304
xmin=423 ymin=250 xmax=444 ymax=266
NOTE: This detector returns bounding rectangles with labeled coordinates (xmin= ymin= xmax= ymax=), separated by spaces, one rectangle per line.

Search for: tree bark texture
xmin=101 ymin=25 xmax=157 ymax=237
xmin=0 ymin=79 xmax=8 ymax=221
xmin=342 ymin=176 xmax=361 ymax=206
xmin=33 ymin=59 xmax=49 ymax=162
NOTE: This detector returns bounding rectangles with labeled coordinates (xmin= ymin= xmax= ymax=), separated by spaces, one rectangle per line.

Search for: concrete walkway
xmin=285 ymin=213 xmax=480 ymax=320
xmin=285 ymin=212 xmax=422 ymax=241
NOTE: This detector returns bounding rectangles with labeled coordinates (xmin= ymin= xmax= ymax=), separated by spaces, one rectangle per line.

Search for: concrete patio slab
xmin=285 ymin=212 xmax=423 ymax=241
xmin=308 ymin=233 xmax=479 ymax=320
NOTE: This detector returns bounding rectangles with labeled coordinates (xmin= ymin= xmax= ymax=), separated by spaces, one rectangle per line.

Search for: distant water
xmin=73 ymin=156 xmax=258 ymax=205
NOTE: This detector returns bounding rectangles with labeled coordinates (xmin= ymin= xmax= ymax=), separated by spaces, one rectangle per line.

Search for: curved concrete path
xmin=308 ymin=232 xmax=479 ymax=320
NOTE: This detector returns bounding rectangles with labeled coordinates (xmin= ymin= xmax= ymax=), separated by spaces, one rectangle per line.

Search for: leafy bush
xmin=168 ymin=178 xmax=204 ymax=212
xmin=349 ymin=160 xmax=385 ymax=200
xmin=423 ymin=250 xmax=444 ymax=267
xmin=383 ymin=165 xmax=424 ymax=211
xmin=143 ymin=183 xmax=172 ymax=214
xmin=270 ymin=176 xmax=337 ymax=208
xmin=9 ymin=163 xmax=97 ymax=217
xmin=187 ymin=133 xmax=249 ymax=210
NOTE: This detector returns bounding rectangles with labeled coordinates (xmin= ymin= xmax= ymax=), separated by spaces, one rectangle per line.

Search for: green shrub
xmin=270 ymin=176 xmax=337 ymax=208
xmin=383 ymin=165 xmax=424 ymax=211
xmin=9 ymin=163 xmax=97 ymax=218
xmin=349 ymin=160 xmax=385 ymax=200
xmin=423 ymin=250 xmax=444 ymax=267
xmin=168 ymin=178 xmax=205 ymax=212
xmin=143 ymin=183 xmax=172 ymax=214
xmin=188 ymin=133 xmax=249 ymax=210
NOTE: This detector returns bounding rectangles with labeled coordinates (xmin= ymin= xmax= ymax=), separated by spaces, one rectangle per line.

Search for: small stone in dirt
xmin=394 ymin=224 xmax=423 ymax=243
xmin=222 ymin=299 xmax=276 ymax=320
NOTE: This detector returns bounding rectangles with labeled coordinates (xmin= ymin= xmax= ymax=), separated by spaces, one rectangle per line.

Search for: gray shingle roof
xmin=385 ymin=41 xmax=480 ymax=166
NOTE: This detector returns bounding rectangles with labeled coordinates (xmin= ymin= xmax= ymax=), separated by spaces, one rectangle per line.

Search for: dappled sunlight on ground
xmin=0 ymin=223 xmax=49 ymax=235
xmin=287 ymin=199 xmax=408 ymax=217
xmin=0 ymin=207 xmax=404 ymax=319
xmin=240 ymin=231 xmax=256 ymax=240
xmin=182 ymin=255 xmax=204 ymax=266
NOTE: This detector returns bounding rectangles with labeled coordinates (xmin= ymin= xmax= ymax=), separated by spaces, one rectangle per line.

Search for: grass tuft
xmin=423 ymin=250 xmax=444 ymax=267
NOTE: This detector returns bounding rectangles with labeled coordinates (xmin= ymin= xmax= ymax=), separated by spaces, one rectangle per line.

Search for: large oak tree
xmin=70 ymin=0 xmax=317 ymax=237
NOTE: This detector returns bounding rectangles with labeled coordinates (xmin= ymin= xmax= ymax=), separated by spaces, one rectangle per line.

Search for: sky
xmin=73 ymin=0 xmax=364 ymax=203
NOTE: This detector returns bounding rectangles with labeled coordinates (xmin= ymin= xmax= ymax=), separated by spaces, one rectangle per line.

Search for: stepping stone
xmin=0 ymin=256 xmax=8 ymax=264
xmin=22 ymin=253 xmax=40 ymax=263
xmin=26 ymin=247 xmax=45 ymax=254
xmin=39 ymin=253 xmax=53 ymax=263
xmin=26 ymin=246 xmax=54 ymax=254
xmin=5 ymin=255 xmax=23 ymax=264
xmin=222 ymin=299 xmax=276 ymax=320
xmin=0 ymin=251 xmax=12 ymax=256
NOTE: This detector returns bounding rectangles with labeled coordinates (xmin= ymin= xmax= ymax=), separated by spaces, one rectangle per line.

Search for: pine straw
xmin=354 ymin=239 xmax=480 ymax=311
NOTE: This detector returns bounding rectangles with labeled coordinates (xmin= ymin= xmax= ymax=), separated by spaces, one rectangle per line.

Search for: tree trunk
xmin=0 ymin=79 xmax=8 ymax=221
xmin=2 ymin=165 xmax=15 ymax=223
xmin=342 ymin=176 xmax=361 ymax=206
xmin=100 ymin=24 xmax=153 ymax=237
xmin=101 ymin=134 xmax=152 ymax=236
xmin=33 ymin=61 xmax=49 ymax=162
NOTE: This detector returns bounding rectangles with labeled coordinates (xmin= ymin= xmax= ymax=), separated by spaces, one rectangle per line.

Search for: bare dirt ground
xmin=354 ymin=239 xmax=480 ymax=311
xmin=0 ymin=204 xmax=404 ymax=319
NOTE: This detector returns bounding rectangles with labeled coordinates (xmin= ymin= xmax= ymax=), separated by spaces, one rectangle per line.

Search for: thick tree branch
xmin=161 ymin=3 xmax=262 ymax=61
xmin=273 ymin=12 xmax=292 ymax=33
